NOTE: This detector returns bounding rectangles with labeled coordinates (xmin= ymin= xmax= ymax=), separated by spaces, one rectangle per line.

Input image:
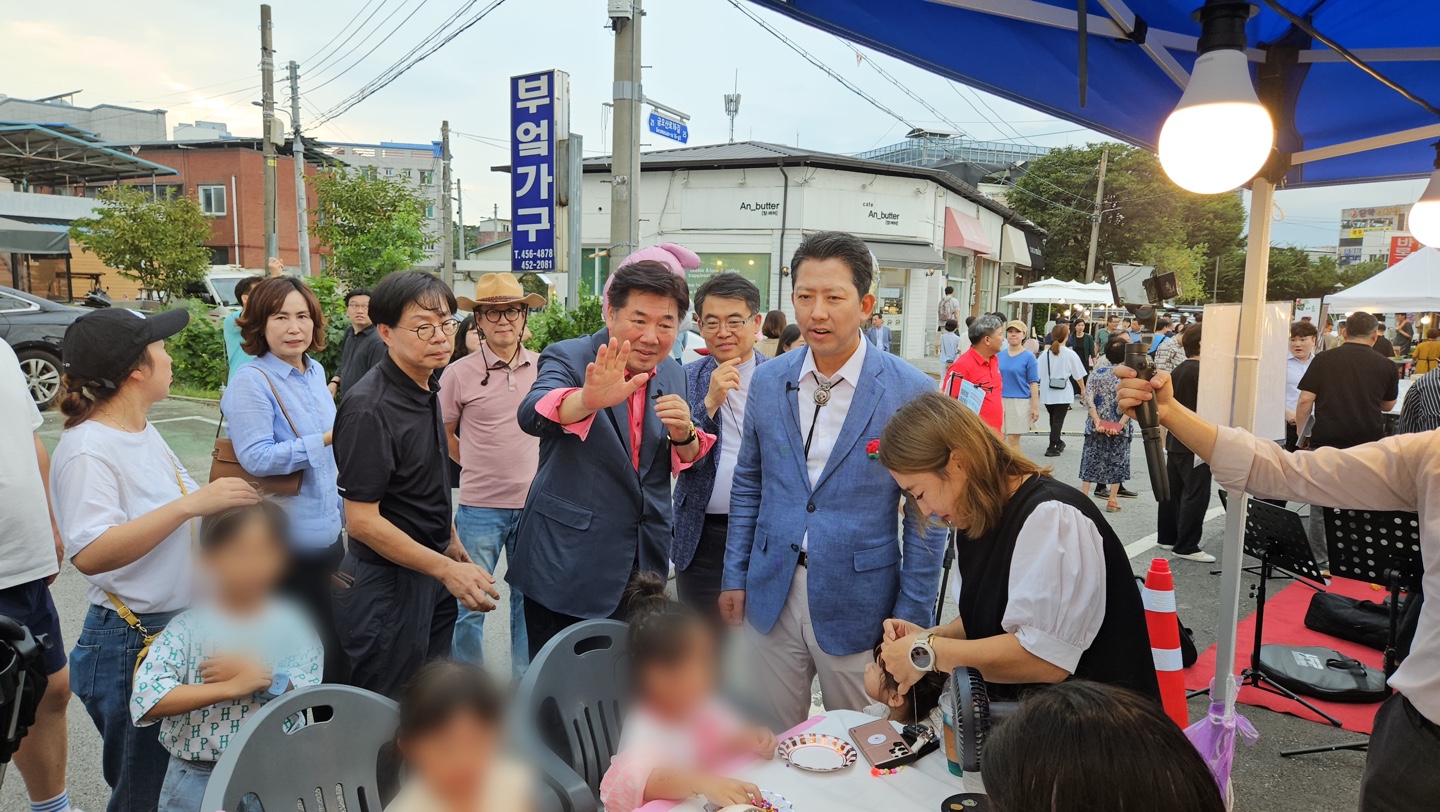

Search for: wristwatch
xmin=909 ymin=632 xmax=938 ymax=672
xmin=673 ymin=421 xmax=699 ymax=446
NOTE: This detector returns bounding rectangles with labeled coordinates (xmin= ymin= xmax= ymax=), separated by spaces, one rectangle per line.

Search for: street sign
xmin=648 ymin=111 xmax=689 ymax=144
xmin=510 ymin=70 xmax=568 ymax=273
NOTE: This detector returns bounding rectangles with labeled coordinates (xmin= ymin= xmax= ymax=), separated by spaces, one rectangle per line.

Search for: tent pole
xmin=1212 ymin=177 xmax=1275 ymax=714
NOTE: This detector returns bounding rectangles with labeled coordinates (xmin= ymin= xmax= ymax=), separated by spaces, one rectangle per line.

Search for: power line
xmin=310 ymin=0 xmax=506 ymax=127
xmin=307 ymin=0 xmax=395 ymax=78
xmin=307 ymin=0 xmax=434 ymax=92
xmin=839 ymin=40 xmax=967 ymax=137
xmin=725 ymin=0 xmax=917 ymax=131
xmin=299 ymin=0 xmax=385 ymax=67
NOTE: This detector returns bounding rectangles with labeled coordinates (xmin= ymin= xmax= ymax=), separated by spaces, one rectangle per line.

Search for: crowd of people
xmin=0 ymin=228 xmax=1425 ymax=812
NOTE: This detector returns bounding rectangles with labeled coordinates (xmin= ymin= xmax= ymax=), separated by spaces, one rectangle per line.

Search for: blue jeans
xmin=157 ymin=757 xmax=213 ymax=812
xmin=452 ymin=505 xmax=528 ymax=678
xmin=71 ymin=603 xmax=180 ymax=812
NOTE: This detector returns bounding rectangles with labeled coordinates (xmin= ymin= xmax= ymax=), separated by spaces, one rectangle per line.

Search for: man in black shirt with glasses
xmin=333 ymin=271 xmax=499 ymax=697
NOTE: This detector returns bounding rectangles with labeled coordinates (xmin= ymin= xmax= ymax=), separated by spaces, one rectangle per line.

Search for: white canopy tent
xmin=1325 ymin=247 xmax=1440 ymax=313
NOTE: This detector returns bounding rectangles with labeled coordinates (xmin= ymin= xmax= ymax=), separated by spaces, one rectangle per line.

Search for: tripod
xmin=1234 ymin=500 xmax=1343 ymax=726
xmin=1282 ymin=508 xmax=1423 ymax=758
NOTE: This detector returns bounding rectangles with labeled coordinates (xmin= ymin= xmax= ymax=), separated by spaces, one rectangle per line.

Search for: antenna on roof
xmin=724 ymin=71 xmax=742 ymax=145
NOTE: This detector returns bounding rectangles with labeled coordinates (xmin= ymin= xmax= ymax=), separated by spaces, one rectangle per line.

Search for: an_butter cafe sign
xmin=739 ymin=200 xmax=781 ymax=216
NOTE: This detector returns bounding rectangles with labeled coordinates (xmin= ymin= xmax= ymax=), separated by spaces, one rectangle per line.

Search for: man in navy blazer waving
xmin=673 ymin=272 xmax=766 ymax=626
xmin=721 ymin=231 xmax=947 ymax=728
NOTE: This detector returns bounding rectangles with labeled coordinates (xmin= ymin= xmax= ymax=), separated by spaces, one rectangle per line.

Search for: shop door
xmin=877 ymin=268 xmax=907 ymax=354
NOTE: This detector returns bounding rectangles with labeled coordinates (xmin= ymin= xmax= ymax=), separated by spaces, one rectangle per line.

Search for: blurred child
xmin=130 ymin=502 xmax=323 ymax=812
xmin=863 ymin=644 xmax=946 ymax=731
xmin=600 ymin=573 xmax=776 ymax=812
xmin=387 ymin=660 xmax=530 ymax=812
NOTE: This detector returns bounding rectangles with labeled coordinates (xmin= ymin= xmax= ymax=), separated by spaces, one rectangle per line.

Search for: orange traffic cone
xmin=1143 ymin=557 xmax=1189 ymax=728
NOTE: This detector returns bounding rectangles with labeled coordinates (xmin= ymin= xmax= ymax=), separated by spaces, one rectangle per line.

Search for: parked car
xmin=0 ymin=286 xmax=87 ymax=410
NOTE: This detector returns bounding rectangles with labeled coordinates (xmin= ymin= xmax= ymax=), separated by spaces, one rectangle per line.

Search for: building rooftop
xmin=0 ymin=123 xmax=178 ymax=184
xmin=575 ymin=140 xmax=1042 ymax=234
xmin=101 ymin=136 xmax=338 ymax=167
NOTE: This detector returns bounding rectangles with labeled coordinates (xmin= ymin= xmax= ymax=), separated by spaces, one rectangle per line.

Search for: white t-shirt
xmin=1037 ymin=347 xmax=1087 ymax=406
xmin=0 ymin=342 xmax=59 ymax=591
xmin=706 ymin=354 xmax=756 ymax=515
xmin=50 ymin=420 xmax=199 ymax=613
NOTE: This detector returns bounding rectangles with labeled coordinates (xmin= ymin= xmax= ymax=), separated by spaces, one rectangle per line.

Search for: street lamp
xmin=1159 ymin=1 xmax=1274 ymax=194
xmin=1409 ymin=143 xmax=1440 ymax=247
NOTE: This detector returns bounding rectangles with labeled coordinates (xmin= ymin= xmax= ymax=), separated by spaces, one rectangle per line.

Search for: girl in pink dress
xmin=600 ymin=573 xmax=777 ymax=812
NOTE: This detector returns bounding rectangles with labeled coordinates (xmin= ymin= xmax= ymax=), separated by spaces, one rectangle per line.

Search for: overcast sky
xmin=5 ymin=0 xmax=1428 ymax=249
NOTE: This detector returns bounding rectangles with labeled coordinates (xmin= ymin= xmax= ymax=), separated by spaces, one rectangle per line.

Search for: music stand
xmin=1236 ymin=500 xmax=1343 ymax=726
xmin=1282 ymin=508 xmax=1423 ymax=758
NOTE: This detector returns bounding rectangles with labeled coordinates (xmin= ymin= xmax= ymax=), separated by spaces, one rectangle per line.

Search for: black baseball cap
xmin=62 ymin=308 xmax=190 ymax=390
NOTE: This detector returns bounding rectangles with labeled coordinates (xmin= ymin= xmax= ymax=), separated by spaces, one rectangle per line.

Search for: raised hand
xmin=705 ymin=358 xmax=742 ymax=416
xmin=581 ymin=338 xmax=650 ymax=412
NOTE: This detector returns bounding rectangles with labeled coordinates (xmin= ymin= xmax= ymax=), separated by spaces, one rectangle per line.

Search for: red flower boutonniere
xmin=866 ymin=439 xmax=881 ymax=459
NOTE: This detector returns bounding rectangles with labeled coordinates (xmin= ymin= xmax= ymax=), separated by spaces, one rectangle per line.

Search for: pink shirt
xmin=438 ymin=347 xmax=540 ymax=509
xmin=534 ymin=379 xmax=715 ymax=474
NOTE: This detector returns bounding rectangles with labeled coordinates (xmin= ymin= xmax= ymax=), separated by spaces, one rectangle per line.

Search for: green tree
xmin=313 ymin=169 xmax=432 ymax=289
xmin=1008 ymin=143 xmax=1245 ymax=281
xmin=1211 ymin=245 xmax=1351 ymax=303
xmin=69 ymin=185 xmax=213 ymax=302
xmin=524 ymin=296 xmax=604 ymax=353
xmin=1139 ymin=242 xmax=1212 ymax=302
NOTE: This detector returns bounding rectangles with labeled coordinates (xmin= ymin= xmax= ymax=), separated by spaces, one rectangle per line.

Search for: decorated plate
xmin=705 ymin=790 xmax=792 ymax=812
xmin=778 ymin=732 xmax=858 ymax=772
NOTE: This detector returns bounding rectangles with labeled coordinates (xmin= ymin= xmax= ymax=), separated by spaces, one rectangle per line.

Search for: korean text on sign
xmin=511 ymin=71 xmax=560 ymax=272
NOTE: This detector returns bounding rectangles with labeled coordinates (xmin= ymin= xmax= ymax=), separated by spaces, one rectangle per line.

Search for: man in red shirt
xmin=944 ymin=313 xmax=1005 ymax=432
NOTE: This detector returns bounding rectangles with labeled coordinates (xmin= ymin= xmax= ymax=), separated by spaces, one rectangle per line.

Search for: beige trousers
xmin=742 ymin=564 xmax=873 ymax=731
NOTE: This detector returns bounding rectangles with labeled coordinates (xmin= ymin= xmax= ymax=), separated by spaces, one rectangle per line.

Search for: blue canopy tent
xmin=747 ymin=0 xmax=1440 ymax=792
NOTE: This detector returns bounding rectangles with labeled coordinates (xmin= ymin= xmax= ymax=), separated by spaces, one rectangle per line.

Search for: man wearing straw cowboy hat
xmin=440 ymin=273 xmax=546 ymax=678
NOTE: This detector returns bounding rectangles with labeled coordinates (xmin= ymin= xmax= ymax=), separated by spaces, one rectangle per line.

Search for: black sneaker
xmin=1044 ymin=446 xmax=1062 ymax=457
xmin=1093 ymin=486 xmax=1110 ymax=499
xmin=1117 ymin=487 xmax=1139 ymax=498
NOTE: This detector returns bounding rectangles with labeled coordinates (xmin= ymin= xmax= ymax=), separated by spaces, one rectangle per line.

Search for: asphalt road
xmin=2 ymin=398 xmax=1367 ymax=811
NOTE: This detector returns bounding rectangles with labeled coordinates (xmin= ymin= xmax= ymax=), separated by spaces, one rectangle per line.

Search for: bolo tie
xmin=803 ymin=375 xmax=836 ymax=458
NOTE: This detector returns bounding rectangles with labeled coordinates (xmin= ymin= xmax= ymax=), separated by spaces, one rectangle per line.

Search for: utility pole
xmin=609 ymin=0 xmax=642 ymax=259
xmin=1213 ymin=255 xmax=1221 ymax=301
xmin=260 ymin=4 xmax=278 ymax=263
xmin=455 ymin=177 xmax=465 ymax=263
xmin=1083 ymin=144 xmax=1109 ymax=283
xmin=288 ymin=61 xmax=311 ymax=275
xmin=440 ymin=120 xmax=454 ymax=279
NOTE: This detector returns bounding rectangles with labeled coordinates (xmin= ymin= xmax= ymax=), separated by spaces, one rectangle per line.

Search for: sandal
xmin=1106 ymin=503 xmax=1122 ymax=513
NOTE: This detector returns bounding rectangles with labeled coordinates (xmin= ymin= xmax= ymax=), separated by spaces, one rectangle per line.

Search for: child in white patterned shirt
xmin=131 ymin=501 xmax=323 ymax=812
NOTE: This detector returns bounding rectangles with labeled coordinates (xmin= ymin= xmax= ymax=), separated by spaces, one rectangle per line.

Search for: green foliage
xmin=312 ymin=169 xmax=432 ymax=289
xmin=70 ymin=185 xmax=213 ymax=302
xmin=165 ymin=303 xmax=228 ymax=393
xmin=1209 ymin=247 xmax=1389 ymax=303
xmin=1007 ymin=143 xmax=1246 ymax=281
xmin=1139 ymin=242 xmax=1212 ymax=302
xmin=524 ymin=296 xmax=605 ymax=352
xmin=305 ymin=274 xmax=350 ymax=377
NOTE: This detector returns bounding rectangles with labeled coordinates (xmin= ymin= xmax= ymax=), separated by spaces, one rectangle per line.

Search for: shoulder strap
xmin=257 ymin=368 xmax=302 ymax=439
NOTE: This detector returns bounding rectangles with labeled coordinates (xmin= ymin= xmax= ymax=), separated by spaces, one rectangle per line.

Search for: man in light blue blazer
xmin=865 ymin=312 xmax=893 ymax=353
xmin=721 ymin=231 xmax=947 ymax=728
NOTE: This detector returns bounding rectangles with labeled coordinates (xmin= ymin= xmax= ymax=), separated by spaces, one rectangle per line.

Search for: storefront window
xmin=876 ymin=267 xmax=907 ymax=354
xmin=690 ymin=254 xmax=770 ymax=313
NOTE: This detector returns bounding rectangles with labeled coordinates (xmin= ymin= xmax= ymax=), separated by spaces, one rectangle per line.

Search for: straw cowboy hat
xmin=456 ymin=273 xmax=547 ymax=312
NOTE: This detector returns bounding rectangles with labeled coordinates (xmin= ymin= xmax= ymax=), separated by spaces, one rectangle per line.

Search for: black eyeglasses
xmin=481 ymin=307 xmax=526 ymax=323
xmin=398 ymin=319 xmax=460 ymax=341
xmin=699 ymin=316 xmax=754 ymax=334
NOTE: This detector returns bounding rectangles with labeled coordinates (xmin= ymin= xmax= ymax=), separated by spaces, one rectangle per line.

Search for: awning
xmin=1002 ymin=225 xmax=1031 ymax=268
xmin=0 ymin=124 xmax=179 ymax=185
xmin=866 ymin=240 xmax=944 ymax=269
xmin=944 ymin=208 xmax=992 ymax=255
xmin=1024 ymin=232 xmax=1045 ymax=273
xmin=0 ymin=216 xmax=70 ymax=255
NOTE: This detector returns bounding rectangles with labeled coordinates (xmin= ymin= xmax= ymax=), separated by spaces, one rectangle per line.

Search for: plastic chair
xmin=200 ymin=684 xmax=398 ymax=812
xmin=513 ymin=620 xmax=629 ymax=812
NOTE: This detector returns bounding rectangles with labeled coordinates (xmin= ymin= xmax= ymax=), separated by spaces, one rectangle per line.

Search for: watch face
xmin=910 ymin=644 xmax=934 ymax=671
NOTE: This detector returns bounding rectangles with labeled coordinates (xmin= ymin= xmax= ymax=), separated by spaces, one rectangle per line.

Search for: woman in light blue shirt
xmin=219 ymin=276 xmax=347 ymax=682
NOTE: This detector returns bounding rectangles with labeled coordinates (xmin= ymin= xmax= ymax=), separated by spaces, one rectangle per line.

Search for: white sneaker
xmin=1174 ymin=551 xmax=1217 ymax=563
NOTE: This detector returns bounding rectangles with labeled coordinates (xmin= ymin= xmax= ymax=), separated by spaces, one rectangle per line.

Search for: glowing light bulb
xmin=1160 ymin=49 xmax=1274 ymax=194
xmin=1410 ymin=165 xmax=1440 ymax=248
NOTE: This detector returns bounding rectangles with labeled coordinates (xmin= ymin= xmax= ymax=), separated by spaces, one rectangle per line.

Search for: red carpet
xmin=1184 ymin=576 xmax=1387 ymax=734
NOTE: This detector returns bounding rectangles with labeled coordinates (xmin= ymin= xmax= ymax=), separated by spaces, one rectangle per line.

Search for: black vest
xmin=955 ymin=475 xmax=1162 ymax=703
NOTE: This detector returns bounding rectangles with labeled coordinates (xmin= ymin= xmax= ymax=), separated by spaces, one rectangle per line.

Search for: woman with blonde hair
xmin=875 ymin=391 xmax=1159 ymax=704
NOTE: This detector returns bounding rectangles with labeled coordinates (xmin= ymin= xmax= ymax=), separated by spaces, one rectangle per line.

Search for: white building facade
xmin=578 ymin=143 xmax=1043 ymax=359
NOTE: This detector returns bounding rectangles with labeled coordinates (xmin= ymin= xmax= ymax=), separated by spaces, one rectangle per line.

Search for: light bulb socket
xmin=1193 ymin=1 xmax=1257 ymax=54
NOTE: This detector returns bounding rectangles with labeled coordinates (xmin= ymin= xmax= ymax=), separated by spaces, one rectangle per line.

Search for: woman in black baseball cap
xmin=47 ymin=307 xmax=261 ymax=810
